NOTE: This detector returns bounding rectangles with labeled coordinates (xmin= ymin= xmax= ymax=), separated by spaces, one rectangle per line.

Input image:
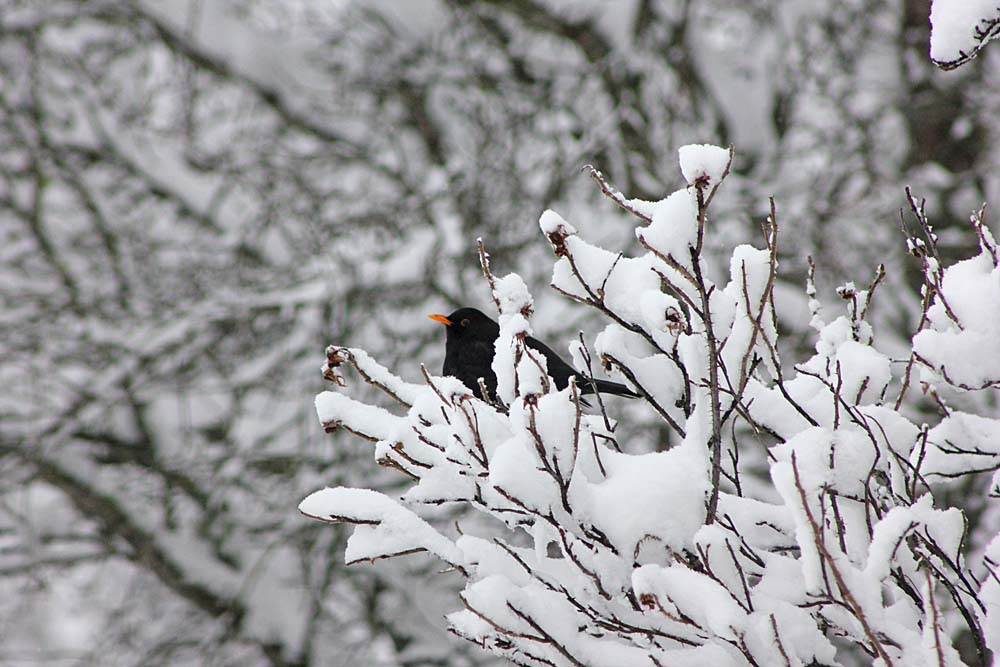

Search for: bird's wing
xmin=458 ymin=339 xmax=498 ymax=383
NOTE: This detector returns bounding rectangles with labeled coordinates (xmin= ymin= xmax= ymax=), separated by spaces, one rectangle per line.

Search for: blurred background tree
xmin=1 ymin=0 xmax=996 ymax=665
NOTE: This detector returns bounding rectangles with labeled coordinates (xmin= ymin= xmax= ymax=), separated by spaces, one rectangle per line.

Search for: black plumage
xmin=429 ymin=307 xmax=638 ymax=402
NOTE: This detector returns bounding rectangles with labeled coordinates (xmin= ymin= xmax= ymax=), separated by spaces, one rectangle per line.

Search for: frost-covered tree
xmin=2 ymin=0 xmax=999 ymax=664
xmin=303 ymin=144 xmax=999 ymax=666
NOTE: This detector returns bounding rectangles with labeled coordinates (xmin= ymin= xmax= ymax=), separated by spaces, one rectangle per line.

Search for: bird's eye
xmin=461 ymin=318 xmax=470 ymax=327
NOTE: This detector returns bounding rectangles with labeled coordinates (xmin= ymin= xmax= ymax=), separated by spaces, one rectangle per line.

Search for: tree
xmin=2 ymin=0 xmax=998 ymax=664
xmin=303 ymin=144 xmax=999 ymax=666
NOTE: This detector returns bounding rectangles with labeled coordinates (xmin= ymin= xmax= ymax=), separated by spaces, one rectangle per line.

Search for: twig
xmin=923 ymin=569 xmax=945 ymax=667
xmin=583 ymin=164 xmax=652 ymax=223
xmin=792 ymin=453 xmax=895 ymax=666
xmin=770 ymin=614 xmax=792 ymax=667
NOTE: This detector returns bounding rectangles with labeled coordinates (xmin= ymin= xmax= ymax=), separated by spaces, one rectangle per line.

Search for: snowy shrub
xmin=301 ymin=145 xmax=997 ymax=666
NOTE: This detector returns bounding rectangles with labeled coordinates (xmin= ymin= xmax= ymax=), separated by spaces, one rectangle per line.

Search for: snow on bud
xmin=639 ymin=289 xmax=686 ymax=353
xmin=493 ymin=273 xmax=533 ymax=321
xmin=632 ymin=564 xmax=741 ymax=640
xmin=539 ymin=209 xmax=576 ymax=257
xmin=323 ymin=345 xmax=349 ymax=386
xmin=974 ymin=213 xmax=999 ymax=263
xmin=678 ymin=143 xmax=731 ymax=189
xmin=835 ymin=281 xmax=856 ymax=300
xmin=907 ymin=237 xmax=928 ymax=258
xmin=640 ymin=290 xmax=684 ymax=335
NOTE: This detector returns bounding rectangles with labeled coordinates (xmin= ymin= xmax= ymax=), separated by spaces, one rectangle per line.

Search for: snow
xmin=136 ymin=0 xmax=331 ymax=117
xmin=770 ymin=439 xmax=833 ymax=592
xmin=753 ymin=554 xmax=808 ymax=605
xmin=773 ymin=427 xmax=877 ymax=498
xmin=978 ymin=534 xmax=1000 ymax=656
xmin=929 ymin=0 xmax=1000 ymax=63
xmin=595 ymin=322 xmax=683 ymax=407
xmin=325 ymin=346 xmax=427 ymax=405
xmin=635 ymin=189 xmax=699 ymax=266
xmin=677 ymin=144 xmax=731 ymax=187
xmin=639 ymin=289 xmax=683 ymax=336
xmin=864 ymin=496 xmax=960 ymax=583
xmin=550 ymin=236 xmax=662 ymax=327
xmin=580 ymin=442 xmax=708 ymax=555
xmin=539 ymin=209 xmax=577 ymax=237
xmin=298 ymin=487 xmax=464 ymax=566
xmin=488 ymin=435 xmax=561 ymax=513
xmin=493 ymin=273 xmax=534 ymax=320
xmin=301 ymin=138 xmax=1000 ymax=666
xmin=920 ymin=576 xmax=966 ymax=665
xmin=633 ymin=564 xmax=742 ymax=640
xmin=914 ymin=253 xmax=1000 ymax=389
xmin=16 ymin=0 xmax=1000 ymax=662
xmin=749 ymin=603 xmax=838 ymax=666
xmin=88 ymin=103 xmax=243 ymax=232
xmin=920 ymin=411 xmax=1000 ymax=479
xmin=314 ymin=391 xmax=401 ymax=441
xmin=722 ymin=244 xmax=778 ymax=377
xmin=834 ymin=340 xmax=892 ymax=404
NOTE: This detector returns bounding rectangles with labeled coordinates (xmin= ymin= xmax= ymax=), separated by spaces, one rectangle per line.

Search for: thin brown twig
xmin=791 ymin=453 xmax=895 ymax=666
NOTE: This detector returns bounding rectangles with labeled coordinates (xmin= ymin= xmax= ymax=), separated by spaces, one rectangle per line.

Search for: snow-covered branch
xmin=305 ymin=144 xmax=998 ymax=666
xmin=930 ymin=0 xmax=1000 ymax=70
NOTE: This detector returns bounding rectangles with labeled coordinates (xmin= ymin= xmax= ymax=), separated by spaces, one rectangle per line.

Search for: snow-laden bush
xmin=301 ymin=145 xmax=998 ymax=666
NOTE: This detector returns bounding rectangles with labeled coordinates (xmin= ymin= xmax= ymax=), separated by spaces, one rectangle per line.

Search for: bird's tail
xmin=579 ymin=377 xmax=640 ymax=398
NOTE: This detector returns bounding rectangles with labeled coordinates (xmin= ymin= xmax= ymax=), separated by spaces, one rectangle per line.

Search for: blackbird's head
xmin=428 ymin=307 xmax=500 ymax=342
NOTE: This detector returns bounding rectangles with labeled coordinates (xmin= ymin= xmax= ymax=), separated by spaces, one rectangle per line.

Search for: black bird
xmin=428 ymin=307 xmax=638 ymax=402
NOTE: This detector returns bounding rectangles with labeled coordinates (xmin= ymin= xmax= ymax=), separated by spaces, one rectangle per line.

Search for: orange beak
xmin=428 ymin=313 xmax=453 ymax=326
